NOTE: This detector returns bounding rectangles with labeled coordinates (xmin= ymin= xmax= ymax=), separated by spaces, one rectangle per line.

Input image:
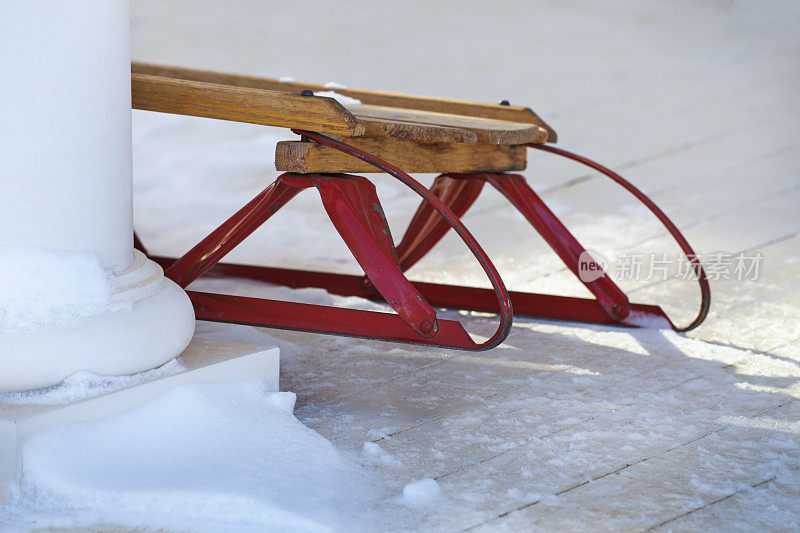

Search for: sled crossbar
xmin=275 ymin=137 xmax=528 ymax=174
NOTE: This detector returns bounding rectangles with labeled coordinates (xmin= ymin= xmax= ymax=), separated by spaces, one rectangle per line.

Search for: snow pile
xmin=3 ymin=380 xmax=384 ymax=532
xmin=0 ymin=245 xmax=117 ymax=333
xmin=315 ymin=90 xmax=362 ymax=107
xmin=324 ymin=81 xmax=347 ymax=89
xmin=362 ymin=441 xmax=402 ymax=468
xmin=402 ymin=478 xmax=442 ymax=507
xmin=0 ymin=359 xmax=185 ymax=405
xmin=624 ymin=309 xmax=674 ymax=329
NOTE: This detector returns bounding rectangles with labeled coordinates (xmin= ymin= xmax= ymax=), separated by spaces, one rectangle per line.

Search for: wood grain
xmin=350 ymin=104 xmax=548 ymax=145
xmin=344 ymin=91 xmax=557 ymax=143
xmin=275 ymin=137 xmax=527 ymax=174
xmin=132 ymin=73 xmax=480 ymax=143
xmin=132 ymin=69 xmax=547 ymax=145
xmin=132 ymin=73 xmax=365 ymax=136
xmin=132 ymin=62 xmax=557 ymax=141
xmin=356 ymin=117 xmax=477 ymax=143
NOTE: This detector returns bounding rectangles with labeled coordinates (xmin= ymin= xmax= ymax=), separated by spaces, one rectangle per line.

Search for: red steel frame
xmin=142 ymin=132 xmax=514 ymax=351
xmin=137 ymin=130 xmax=710 ymax=351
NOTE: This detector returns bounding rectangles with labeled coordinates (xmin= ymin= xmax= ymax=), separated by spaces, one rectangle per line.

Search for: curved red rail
xmin=527 ymin=143 xmax=710 ymax=332
xmin=294 ymin=129 xmax=514 ymax=349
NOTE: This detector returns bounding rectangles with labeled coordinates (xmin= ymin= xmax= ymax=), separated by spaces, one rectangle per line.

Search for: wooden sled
xmin=131 ymin=62 xmax=710 ymax=350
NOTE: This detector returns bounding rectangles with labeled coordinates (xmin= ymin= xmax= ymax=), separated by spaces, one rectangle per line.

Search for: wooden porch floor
xmin=132 ymin=1 xmax=800 ymax=530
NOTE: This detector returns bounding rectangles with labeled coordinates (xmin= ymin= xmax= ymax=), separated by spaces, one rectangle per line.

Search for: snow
xmin=0 ymin=359 xmax=185 ymax=405
xmin=323 ymin=81 xmax=347 ymax=90
xmin=278 ymin=76 xmax=296 ymax=82
xmin=402 ymin=479 xmax=442 ymax=507
xmin=362 ymin=441 xmax=402 ymax=468
xmin=2 ymin=381 xmax=386 ymax=532
xmin=0 ymin=245 xmax=121 ymax=333
xmin=314 ymin=90 xmax=361 ymax=106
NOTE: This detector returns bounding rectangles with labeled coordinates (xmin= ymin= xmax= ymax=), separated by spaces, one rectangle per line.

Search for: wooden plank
xmin=356 ymin=117 xmax=477 ymax=143
xmin=351 ymin=104 xmax=548 ymax=145
xmin=132 ymin=66 xmax=547 ymax=145
xmin=131 ymin=73 xmax=365 ymax=136
xmin=341 ymin=91 xmax=557 ymax=143
xmin=132 ymin=61 xmax=557 ymax=141
xmin=132 ymin=73 xmax=539 ymax=145
xmin=275 ymin=137 xmax=527 ymax=173
xmin=132 ymin=72 xmax=477 ymax=143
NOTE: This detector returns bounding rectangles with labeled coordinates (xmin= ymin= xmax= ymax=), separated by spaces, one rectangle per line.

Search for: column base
xmin=0 ymin=251 xmax=195 ymax=393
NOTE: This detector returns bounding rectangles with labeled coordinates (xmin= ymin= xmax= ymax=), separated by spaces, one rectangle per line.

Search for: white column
xmin=0 ymin=0 xmax=195 ymax=392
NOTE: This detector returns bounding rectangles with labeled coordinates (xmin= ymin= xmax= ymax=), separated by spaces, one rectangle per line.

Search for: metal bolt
xmin=499 ymin=100 xmax=510 ymax=106
xmin=300 ymin=89 xmax=314 ymax=96
xmin=419 ymin=319 xmax=434 ymax=334
xmin=361 ymin=277 xmax=376 ymax=293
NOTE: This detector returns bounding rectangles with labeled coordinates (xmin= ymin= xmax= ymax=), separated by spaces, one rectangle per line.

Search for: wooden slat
xmin=132 ymin=73 xmax=476 ymax=143
xmin=275 ymin=137 xmax=527 ymax=174
xmin=131 ymin=73 xmax=365 ymax=136
xmin=132 ymin=71 xmax=546 ymax=145
xmin=341 ymin=90 xmax=557 ymax=143
xmin=357 ymin=117 xmax=477 ymax=143
xmin=350 ymin=104 xmax=548 ymax=145
xmin=132 ymin=62 xmax=557 ymax=141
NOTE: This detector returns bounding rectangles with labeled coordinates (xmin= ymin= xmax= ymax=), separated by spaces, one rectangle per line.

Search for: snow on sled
xmin=131 ymin=62 xmax=710 ymax=351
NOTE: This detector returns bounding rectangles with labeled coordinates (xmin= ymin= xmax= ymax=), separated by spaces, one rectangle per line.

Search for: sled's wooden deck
xmin=133 ymin=1 xmax=800 ymax=530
